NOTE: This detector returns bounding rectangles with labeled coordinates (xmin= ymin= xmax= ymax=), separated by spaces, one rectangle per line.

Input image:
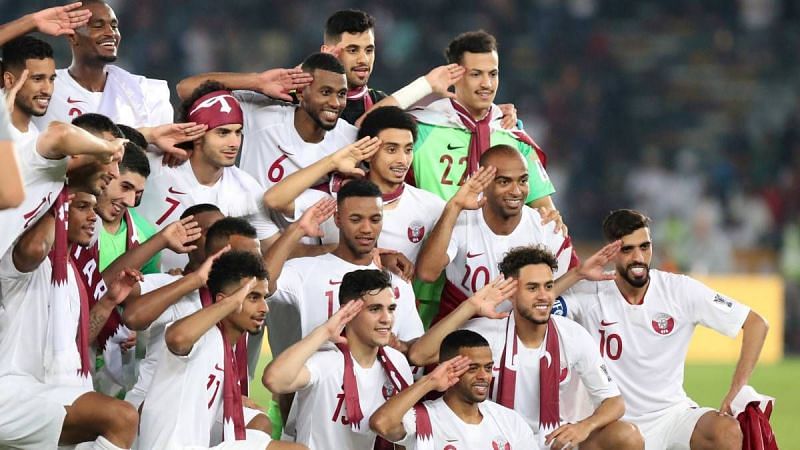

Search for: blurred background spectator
xmin=3 ymin=0 xmax=798 ymax=349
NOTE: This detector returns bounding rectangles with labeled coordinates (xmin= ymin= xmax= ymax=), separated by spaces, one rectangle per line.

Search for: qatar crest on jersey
xmin=407 ymin=220 xmax=426 ymax=243
xmin=381 ymin=379 xmax=398 ymax=399
xmin=651 ymin=312 xmax=675 ymax=335
xmin=492 ymin=438 xmax=511 ymax=450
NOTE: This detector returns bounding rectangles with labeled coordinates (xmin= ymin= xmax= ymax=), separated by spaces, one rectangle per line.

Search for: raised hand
xmin=31 ymin=2 xmax=92 ymax=37
xmin=320 ymin=42 xmax=346 ymax=59
xmin=324 ymin=299 xmax=364 ymax=344
xmin=468 ymin=275 xmax=517 ymax=318
xmin=196 ymin=245 xmax=231 ymax=284
xmin=256 ymin=68 xmax=314 ymax=102
xmin=450 ymin=166 xmax=496 ymax=210
xmin=227 ymin=277 xmax=256 ymax=313
xmin=497 ymin=103 xmax=518 ymax=130
xmin=160 ymin=215 xmax=202 ymax=253
xmin=576 ymin=240 xmax=621 ymax=282
xmin=424 ymin=64 xmax=465 ymax=99
xmin=297 ymin=198 xmax=336 ymax=238
xmin=330 ymin=136 xmax=381 ymax=176
xmin=105 ymin=268 xmax=144 ymax=305
xmin=536 ymin=205 xmax=568 ymax=236
xmin=4 ymin=69 xmax=28 ymax=114
xmin=374 ymin=249 xmax=414 ymax=283
xmin=427 ymin=355 xmax=471 ymax=392
xmin=148 ymin=122 xmax=207 ymax=167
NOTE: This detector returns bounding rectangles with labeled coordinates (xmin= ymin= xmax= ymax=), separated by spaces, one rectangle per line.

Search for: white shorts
xmin=634 ymin=402 xmax=714 ymax=450
xmin=210 ymin=407 xmax=267 ymax=445
xmin=189 ymin=429 xmax=271 ymax=450
xmin=0 ymin=375 xmax=90 ymax=449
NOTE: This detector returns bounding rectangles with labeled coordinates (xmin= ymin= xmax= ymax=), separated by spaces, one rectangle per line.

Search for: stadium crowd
xmin=0 ymin=2 xmax=780 ymax=449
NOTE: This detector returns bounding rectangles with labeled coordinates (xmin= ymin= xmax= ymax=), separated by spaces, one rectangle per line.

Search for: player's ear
xmin=333 ymin=206 xmax=341 ymax=228
xmin=2 ymin=71 xmax=13 ymax=90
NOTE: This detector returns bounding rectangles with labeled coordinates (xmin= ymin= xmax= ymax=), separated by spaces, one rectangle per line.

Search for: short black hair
xmin=205 ymin=217 xmax=257 ymax=255
xmin=439 ymin=329 xmax=490 ymax=363
xmin=178 ymin=80 xmax=228 ymax=123
xmin=1 ymin=36 xmax=53 ymax=73
xmin=498 ymin=245 xmax=558 ymax=278
xmin=336 ymin=178 xmax=381 ymax=205
xmin=324 ymin=9 xmax=375 ymax=43
xmin=71 ymin=113 xmax=123 ymax=138
xmin=339 ymin=269 xmax=392 ymax=304
xmin=478 ymin=144 xmax=522 ymax=167
xmin=119 ymin=142 xmax=150 ymax=178
xmin=117 ymin=124 xmax=148 ymax=149
xmin=206 ymin=250 xmax=268 ymax=298
xmin=602 ymin=209 xmax=651 ymax=242
xmin=357 ymin=106 xmax=418 ymax=142
xmin=445 ymin=30 xmax=498 ymax=65
xmin=181 ymin=203 xmax=221 ymax=220
xmin=301 ymin=52 xmax=345 ymax=75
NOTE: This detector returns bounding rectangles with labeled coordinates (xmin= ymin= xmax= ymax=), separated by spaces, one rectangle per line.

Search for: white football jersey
xmin=137 ymin=155 xmax=278 ymax=270
xmin=557 ymin=270 xmax=750 ymax=421
xmin=294 ymin=184 xmax=446 ymax=263
xmin=233 ymin=91 xmax=357 ymax=191
xmin=124 ymin=273 xmax=203 ymax=408
xmin=0 ymin=246 xmax=80 ymax=381
xmin=139 ymin=326 xmax=252 ymax=449
xmin=440 ymin=207 xmax=572 ymax=319
xmin=396 ymin=397 xmax=535 ymax=449
xmin=268 ymin=253 xmax=423 ymax=357
xmin=463 ymin=315 xmax=620 ymax=436
xmin=33 ymin=67 xmax=173 ymax=128
xmin=285 ymin=346 xmax=412 ymax=448
xmin=0 ymin=125 xmax=67 ymax=260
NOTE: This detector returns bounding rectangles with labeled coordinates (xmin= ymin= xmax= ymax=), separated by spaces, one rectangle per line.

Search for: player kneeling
xmin=137 ymin=251 xmax=306 ymax=450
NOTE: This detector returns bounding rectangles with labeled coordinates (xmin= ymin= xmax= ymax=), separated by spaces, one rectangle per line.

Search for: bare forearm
xmin=0 ymin=142 xmax=25 ymax=209
xmin=166 ymin=297 xmax=238 ymax=355
xmin=264 ymin=225 xmax=304 ymax=295
xmin=89 ymin=299 xmax=116 ymax=342
xmin=729 ymin=311 xmax=769 ymax=393
xmin=580 ymin=396 xmax=624 ymax=433
xmin=39 ymin=122 xmax=115 ymax=159
xmin=177 ymin=72 xmax=259 ymax=100
xmin=553 ymin=268 xmax=584 ymax=297
xmin=0 ymin=14 xmax=35 ymax=45
xmin=289 ymin=243 xmax=337 ymax=258
xmin=263 ymin=325 xmax=327 ymax=393
xmin=407 ymin=301 xmax=476 ymax=366
xmin=123 ymin=273 xmax=203 ymax=330
xmin=263 ymin=156 xmax=337 ymax=215
xmin=370 ymin=376 xmax=434 ymax=441
xmin=103 ymin=233 xmax=166 ymax=285
xmin=12 ymin=213 xmax=55 ymax=273
xmin=416 ymin=203 xmax=460 ymax=281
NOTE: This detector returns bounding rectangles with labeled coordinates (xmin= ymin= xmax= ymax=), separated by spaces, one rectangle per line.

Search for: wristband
xmin=391 ymin=76 xmax=433 ymax=109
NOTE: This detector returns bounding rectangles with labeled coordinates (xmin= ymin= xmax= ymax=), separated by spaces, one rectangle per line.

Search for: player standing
xmin=555 ymin=209 xmax=768 ymax=449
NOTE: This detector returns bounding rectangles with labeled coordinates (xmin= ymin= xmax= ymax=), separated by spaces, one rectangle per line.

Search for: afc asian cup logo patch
xmin=651 ymin=313 xmax=675 ymax=335
xmin=407 ymin=221 xmax=425 ymax=243
xmin=381 ymin=380 xmax=397 ymax=399
xmin=492 ymin=438 xmax=511 ymax=450
xmin=551 ymin=297 xmax=568 ymax=317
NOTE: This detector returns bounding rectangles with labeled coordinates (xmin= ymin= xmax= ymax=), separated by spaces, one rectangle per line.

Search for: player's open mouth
xmin=375 ymin=327 xmax=390 ymax=336
xmin=111 ymin=202 xmax=123 ymax=216
xmin=356 ymin=236 xmax=374 ymax=245
xmin=320 ymin=110 xmax=339 ymax=122
xmin=34 ymin=96 xmax=51 ymax=108
xmin=504 ymin=198 xmax=522 ymax=208
xmin=534 ymin=303 xmax=550 ymax=311
xmin=389 ymin=166 xmax=407 ymax=177
xmin=252 ymin=317 xmax=265 ymax=327
xmin=476 ymin=90 xmax=493 ymax=100
xmin=353 ymin=66 xmax=370 ymax=77
xmin=629 ymin=265 xmax=648 ymax=277
xmin=472 ymin=383 xmax=489 ymax=395
xmin=99 ymin=40 xmax=117 ymax=51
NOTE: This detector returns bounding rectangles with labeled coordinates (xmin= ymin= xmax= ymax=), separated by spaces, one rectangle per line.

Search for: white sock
xmin=92 ymin=436 xmax=128 ymax=450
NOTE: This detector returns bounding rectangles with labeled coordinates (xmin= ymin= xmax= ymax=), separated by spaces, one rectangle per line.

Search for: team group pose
xmin=0 ymin=2 xmax=771 ymax=450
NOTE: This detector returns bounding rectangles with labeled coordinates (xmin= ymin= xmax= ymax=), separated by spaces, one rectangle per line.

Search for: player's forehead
xmin=486 ymin=153 xmax=527 ymax=178
xmin=209 ymin=123 xmax=242 ymax=133
xmin=226 ymin=234 xmax=261 ymax=255
xmin=309 ymin=69 xmax=347 ymax=91
xmin=196 ymin=211 xmax=224 ymax=230
xmin=336 ymin=30 xmax=375 ymax=47
xmin=459 ymin=346 xmax=493 ymax=365
xmin=117 ymin=170 xmax=146 ymax=189
xmin=361 ymin=287 xmax=395 ymax=306
xmin=84 ymin=2 xmax=117 ymax=22
xmin=339 ymin=196 xmax=383 ymax=215
xmin=375 ymin=128 xmax=414 ymax=147
xmin=71 ymin=191 xmax=98 ymax=207
xmin=620 ymin=227 xmax=651 ymax=247
xmin=460 ymin=51 xmax=499 ymax=71
xmin=23 ymin=57 xmax=56 ymax=76
xmin=518 ymin=264 xmax=554 ymax=285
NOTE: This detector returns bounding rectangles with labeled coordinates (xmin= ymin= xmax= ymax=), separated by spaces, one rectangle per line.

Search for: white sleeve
xmin=22 ymin=135 xmax=68 ymax=182
xmin=393 ymin=408 xmax=416 ymax=445
xmin=269 ymin=262 xmax=303 ymax=306
xmin=145 ymin=78 xmax=174 ymax=127
xmin=300 ymin=350 xmax=336 ymax=391
xmin=138 ymin=273 xmax=181 ymax=295
xmin=573 ymin=324 xmax=620 ymax=403
xmin=392 ymin=279 xmax=424 ymax=341
xmin=445 ymin=214 xmax=466 ymax=264
xmin=510 ymin=411 xmax=536 ymax=446
xmin=292 ymin=189 xmax=331 ymax=222
xmin=247 ymin=209 xmax=280 ymax=241
xmin=0 ymin=102 xmax=11 ymax=140
xmin=555 ymin=280 xmax=595 ymax=321
xmin=680 ymin=275 xmax=751 ymax=338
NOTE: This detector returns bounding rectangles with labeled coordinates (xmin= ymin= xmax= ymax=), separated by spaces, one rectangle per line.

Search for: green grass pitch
xmin=250 ymin=355 xmax=799 ymax=447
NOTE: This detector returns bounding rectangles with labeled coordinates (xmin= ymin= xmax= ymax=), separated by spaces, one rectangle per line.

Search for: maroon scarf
xmin=451 ymin=100 xmax=492 ymax=176
xmin=495 ymin=315 xmax=561 ymax=437
xmin=86 ymin=211 xmax=139 ymax=351
xmin=335 ymin=342 xmax=409 ymax=449
xmin=46 ymin=186 xmax=92 ymax=380
xmin=218 ymin=324 xmax=247 ymax=440
xmin=200 ymin=287 xmax=249 ymax=397
xmin=347 ymin=85 xmax=374 ymax=111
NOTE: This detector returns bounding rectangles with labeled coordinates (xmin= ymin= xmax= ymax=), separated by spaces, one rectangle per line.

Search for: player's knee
xmin=712 ymin=417 xmax=742 ymax=450
xmin=247 ymin=413 xmax=272 ymax=435
xmin=107 ymin=400 xmax=139 ymax=435
xmin=606 ymin=421 xmax=644 ymax=450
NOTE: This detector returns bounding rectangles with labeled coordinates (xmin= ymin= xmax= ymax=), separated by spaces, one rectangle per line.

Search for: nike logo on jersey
xmin=447 ymin=143 xmax=464 ymax=150
xmin=66 ymin=97 xmax=84 ymax=104
xmin=328 ymin=280 xmax=342 ymax=285
xmin=600 ymin=320 xmax=618 ymax=326
xmin=277 ymin=145 xmax=295 ymax=156
xmin=466 ymin=251 xmax=484 ymax=258
xmin=168 ymin=187 xmax=187 ymax=195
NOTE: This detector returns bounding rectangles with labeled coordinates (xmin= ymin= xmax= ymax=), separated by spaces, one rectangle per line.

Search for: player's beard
xmin=519 ymin=305 xmax=550 ymax=325
xmin=16 ymin=97 xmax=47 ymax=117
xmin=620 ymin=263 xmax=650 ymax=288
